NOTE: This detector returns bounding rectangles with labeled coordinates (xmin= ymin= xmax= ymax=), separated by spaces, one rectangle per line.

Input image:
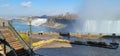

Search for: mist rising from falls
xmin=76 ymin=0 xmax=120 ymax=34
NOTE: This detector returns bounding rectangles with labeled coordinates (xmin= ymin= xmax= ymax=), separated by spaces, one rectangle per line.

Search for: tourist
xmin=2 ymin=22 xmax=5 ymax=27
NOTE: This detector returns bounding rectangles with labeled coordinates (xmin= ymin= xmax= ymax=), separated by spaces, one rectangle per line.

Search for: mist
xmin=76 ymin=0 xmax=120 ymax=34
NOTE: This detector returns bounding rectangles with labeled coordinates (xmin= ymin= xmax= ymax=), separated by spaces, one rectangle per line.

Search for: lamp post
xmin=28 ymin=16 xmax=33 ymax=56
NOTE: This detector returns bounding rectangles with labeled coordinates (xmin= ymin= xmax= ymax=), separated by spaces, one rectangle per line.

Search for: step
xmin=16 ymin=49 xmax=29 ymax=56
xmin=10 ymin=41 xmax=22 ymax=45
xmin=9 ymin=41 xmax=24 ymax=50
xmin=5 ymin=39 xmax=17 ymax=43
xmin=14 ymin=46 xmax=24 ymax=50
xmin=18 ymin=53 xmax=29 ymax=56
xmin=11 ymin=44 xmax=23 ymax=48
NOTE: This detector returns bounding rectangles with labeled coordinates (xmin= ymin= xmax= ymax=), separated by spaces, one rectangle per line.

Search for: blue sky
xmin=0 ymin=0 xmax=120 ymax=17
xmin=0 ymin=0 xmax=84 ymax=16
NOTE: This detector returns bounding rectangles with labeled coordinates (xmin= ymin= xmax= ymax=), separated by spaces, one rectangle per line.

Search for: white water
xmin=28 ymin=18 xmax=47 ymax=26
xmin=32 ymin=18 xmax=47 ymax=26
xmin=82 ymin=20 xmax=120 ymax=34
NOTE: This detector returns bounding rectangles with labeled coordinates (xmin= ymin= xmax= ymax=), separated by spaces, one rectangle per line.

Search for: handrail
xmin=8 ymin=21 xmax=31 ymax=49
xmin=8 ymin=20 xmax=42 ymax=56
xmin=0 ymin=32 xmax=17 ymax=56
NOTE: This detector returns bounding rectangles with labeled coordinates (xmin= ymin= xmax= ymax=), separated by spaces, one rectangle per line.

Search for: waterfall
xmin=77 ymin=0 xmax=120 ymax=34
xmin=26 ymin=18 xmax=47 ymax=26
xmin=31 ymin=18 xmax=47 ymax=26
xmin=81 ymin=20 xmax=120 ymax=34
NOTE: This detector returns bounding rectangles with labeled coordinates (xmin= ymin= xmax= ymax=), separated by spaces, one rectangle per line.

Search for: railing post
xmin=28 ymin=17 xmax=34 ymax=56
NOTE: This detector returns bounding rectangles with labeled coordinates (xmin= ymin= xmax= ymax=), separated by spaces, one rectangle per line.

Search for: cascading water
xmin=26 ymin=18 xmax=48 ymax=26
xmin=77 ymin=0 xmax=120 ymax=34
xmin=31 ymin=18 xmax=47 ymax=26
xmin=82 ymin=20 xmax=120 ymax=34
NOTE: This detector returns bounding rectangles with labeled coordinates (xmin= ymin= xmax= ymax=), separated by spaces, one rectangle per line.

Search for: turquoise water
xmin=12 ymin=19 xmax=77 ymax=33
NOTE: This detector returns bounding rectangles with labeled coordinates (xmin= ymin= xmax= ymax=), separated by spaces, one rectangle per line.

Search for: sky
xmin=1 ymin=0 xmax=120 ymax=33
xmin=0 ymin=0 xmax=120 ymax=17
xmin=80 ymin=0 xmax=120 ymax=20
xmin=0 ymin=0 xmax=84 ymax=17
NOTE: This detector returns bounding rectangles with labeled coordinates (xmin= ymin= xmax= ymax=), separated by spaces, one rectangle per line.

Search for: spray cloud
xmin=76 ymin=0 xmax=120 ymax=34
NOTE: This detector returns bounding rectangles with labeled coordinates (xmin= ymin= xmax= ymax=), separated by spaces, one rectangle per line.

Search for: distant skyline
xmin=0 ymin=0 xmax=84 ymax=17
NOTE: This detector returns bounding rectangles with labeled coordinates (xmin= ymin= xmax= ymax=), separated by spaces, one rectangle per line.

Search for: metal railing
xmin=8 ymin=20 xmax=42 ymax=56
xmin=8 ymin=21 xmax=30 ymax=49
xmin=0 ymin=32 xmax=17 ymax=56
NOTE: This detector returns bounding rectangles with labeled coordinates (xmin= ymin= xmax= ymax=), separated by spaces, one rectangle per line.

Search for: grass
xmin=32 ymin=38 xmax=70 ymax=48
xmin=19 ymin=33 xmax=30 ymax=42
xmin=19 ymin=33 xmax=70 ymax=49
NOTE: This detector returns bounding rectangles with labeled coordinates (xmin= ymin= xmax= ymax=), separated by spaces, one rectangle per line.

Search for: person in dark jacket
xmin=2 ymin=22 xmax=5 ymax=27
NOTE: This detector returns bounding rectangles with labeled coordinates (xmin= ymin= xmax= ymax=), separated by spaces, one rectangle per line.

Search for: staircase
xmin=0 ymin=28 xmax=30 ymax=56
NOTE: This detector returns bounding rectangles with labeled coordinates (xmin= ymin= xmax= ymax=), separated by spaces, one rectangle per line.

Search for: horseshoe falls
xmin=80 ymin=20 xmax=120 ymax=34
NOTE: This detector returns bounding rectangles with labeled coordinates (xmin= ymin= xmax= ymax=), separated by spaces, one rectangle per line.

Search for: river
xmin=12 ymin=19 xmax=120 ymax=56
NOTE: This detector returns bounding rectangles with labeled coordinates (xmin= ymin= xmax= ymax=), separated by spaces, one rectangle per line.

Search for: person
xmin=112 ymin=33 xmax=116 ymax=43
xmin=28 ymin=31 xmax=30 ymax=36
xmin=68 ymin=32 xmax=70 ymax=40
xmin=2 ymin=22 xmax=5 ymax=27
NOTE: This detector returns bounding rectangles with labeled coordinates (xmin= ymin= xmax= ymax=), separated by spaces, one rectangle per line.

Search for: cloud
xmin=21 ymin=1 xmax=32 ymax=7
xmin=76 ymin=0 xmax=120 ymax=33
